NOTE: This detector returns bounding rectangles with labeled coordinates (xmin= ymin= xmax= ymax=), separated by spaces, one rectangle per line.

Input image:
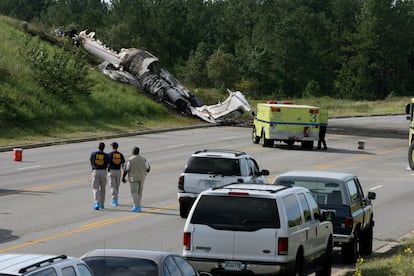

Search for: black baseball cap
xmin=111 ymin=142 xmax=119 ymax=148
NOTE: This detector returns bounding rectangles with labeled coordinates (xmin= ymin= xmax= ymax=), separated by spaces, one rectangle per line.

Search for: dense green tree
xmin=207 ymin=49 xmax=238 ymax=89
xmin=0 ymin=0 xmax=52 ymax=21
xmin=336 ymin=0 xmax=414 ymax=99
xmin=42 ymin=0 xmax=108 ymax=33
xmin=3 ymin=0 xmax=414 ymax=99
xmin=102 ymin=0 xmax=148 ymax=51
xmin=181 ymin=42 xmax=211 ymax=87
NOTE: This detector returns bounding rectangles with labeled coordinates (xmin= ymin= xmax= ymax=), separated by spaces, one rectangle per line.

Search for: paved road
xmin=0 ymin=115 xmax=411 ymax=276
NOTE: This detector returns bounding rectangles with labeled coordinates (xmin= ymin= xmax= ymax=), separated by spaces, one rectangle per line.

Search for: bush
xmin=27 ymin=40 xmax=91 ymax=102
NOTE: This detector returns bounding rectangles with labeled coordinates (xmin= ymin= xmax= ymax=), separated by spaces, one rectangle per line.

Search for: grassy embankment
xmin=1 ymin=14 xmax=414 ymax=275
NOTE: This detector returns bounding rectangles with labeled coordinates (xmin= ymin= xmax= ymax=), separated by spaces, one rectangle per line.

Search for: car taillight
xmin=345 ymin=217 xmax=354 ymax=229
xmin=178 ymin=175 xmax=184 ymax=190
xmin=228 ymin=191 xmax=249 ymax=196
xmin=304 ymin=127 xmax=310 ymax=137
xmin=278 ymin=237 xmax=288 ymax=255
xmin=183 ymin=232 xmax=191 ymax=250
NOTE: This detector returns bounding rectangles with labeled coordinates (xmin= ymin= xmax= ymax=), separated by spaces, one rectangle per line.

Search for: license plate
xmin=200 ymin=179 xmax=219 ymax=188
xmin=223 ymin=261 xmax=244 ymax=271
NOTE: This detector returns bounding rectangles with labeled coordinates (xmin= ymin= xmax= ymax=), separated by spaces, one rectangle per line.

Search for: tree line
xmin=1 ymin=0 xmax=414 ymax=100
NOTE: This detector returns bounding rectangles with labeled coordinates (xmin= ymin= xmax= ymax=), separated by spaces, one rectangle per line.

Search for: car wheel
xmin=408 ymin=143 xmax=414 ymax=170
xmin=360 ymin=224 xmax=373 ymax=255
xmin=316 ymin=237 xmax=333 ymax=276
xmin=179 ymin=201 xmax=190 ymax=218
xmin=286 ymin=249 xmax=304 ymax=276
xmin=342 ymin=231 xmax=359 ymax=264
xmin=252 ymin=128 xmax=260 ymax=144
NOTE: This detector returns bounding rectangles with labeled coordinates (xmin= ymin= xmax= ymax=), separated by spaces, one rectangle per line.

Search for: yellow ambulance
xmin=252 ymin=101 xmax=320 ymax=149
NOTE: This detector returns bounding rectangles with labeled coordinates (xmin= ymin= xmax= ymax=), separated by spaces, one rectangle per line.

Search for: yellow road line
xmin=0 ymin=203 xmax=179 ymax=253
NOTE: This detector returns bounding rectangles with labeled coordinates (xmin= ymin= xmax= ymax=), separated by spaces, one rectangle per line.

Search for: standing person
xmin=89 ymin=142 xmax=108 ymax=210
xmin=122 ymin=146 xmax=150 ymax=213
xmin=107 ymin=142 xmax=125 ymax=206
xmin=318 ymin=109 xmax=328 ymax=150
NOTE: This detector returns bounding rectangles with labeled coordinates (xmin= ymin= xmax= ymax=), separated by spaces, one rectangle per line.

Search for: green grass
xmin=346 ymin=236 xmax=414 ymax=276
xmin=248 ymin=96 xmax=410 ymax=118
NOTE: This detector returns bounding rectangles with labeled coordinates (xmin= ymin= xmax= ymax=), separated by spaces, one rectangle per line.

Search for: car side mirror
xmin=260 ymin=169 xmax=270 ymax=176
xmin=367 ymin=191 xmax=376 ymax=200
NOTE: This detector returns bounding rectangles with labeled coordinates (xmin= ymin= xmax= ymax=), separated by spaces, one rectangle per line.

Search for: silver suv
xmin=0 ymin=254 xmax=93 ymax=276
xmin=183 ymin=183 xmax=334 ymax=276
xmin=177 ymin=149 xmax=269 ymax=218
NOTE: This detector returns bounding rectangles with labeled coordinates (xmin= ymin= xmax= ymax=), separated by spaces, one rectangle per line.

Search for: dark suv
xmin=273 ymin=170 xmax=376 ymax=263
xmin=177 ymin=149 xmax=269 ymax=218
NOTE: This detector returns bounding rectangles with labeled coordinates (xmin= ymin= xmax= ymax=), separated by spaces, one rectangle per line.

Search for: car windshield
xmin=278 ymin=180 xmax=343 ymax=205
xmin=185 ymin=157 xmax=241 ymax=176
xmin=83 ymin=256 xmax=157 ymax=276
xmin=191 ymin=195 xmax=280 ymax=231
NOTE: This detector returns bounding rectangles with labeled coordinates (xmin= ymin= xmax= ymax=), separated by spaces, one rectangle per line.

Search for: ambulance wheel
xmin=284 ymin=139 xmax=295 ymax=146
xmin=408 ymin=143 xmax=414 ymax=170
xmin=252 ymin=128 xmax=260 ymax=144
xmin=301 ymin=141 xmax=314 ymax=149
xmin=261 ymin=131 xmax=269 ymax=147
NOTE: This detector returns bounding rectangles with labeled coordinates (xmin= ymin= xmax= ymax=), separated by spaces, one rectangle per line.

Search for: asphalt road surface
xmin=0 ymin=115 xmax=412 ymax=275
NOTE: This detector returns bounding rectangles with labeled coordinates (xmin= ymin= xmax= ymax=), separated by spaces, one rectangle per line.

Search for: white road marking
xmin=167 ymin=144 xmax=185 ymax=148
xmin=17 ymin=165 xmax=41 ymax=170
xmin=220 ymin=136 xmax=239 ymax=140
xmin=370 ymin=185 xmax=383 ymax=191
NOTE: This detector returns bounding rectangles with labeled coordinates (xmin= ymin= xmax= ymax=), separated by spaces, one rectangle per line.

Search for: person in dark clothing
xmin=107 ymin=142 xmax=125 ymax=206
xmin=317 ymin=109 xmax=328 ymax=150
xmin=89 ymin=142 xmax=108 ymax=210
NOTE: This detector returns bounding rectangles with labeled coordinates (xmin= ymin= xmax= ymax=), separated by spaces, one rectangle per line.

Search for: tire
xmin=342 ymin=231 xmax=359 ymax=264
xmin=179 ymin=201 xmax=190 ymax=218
xmin=284 ymin=139 xmax=295 ymax=146
xmin=316 ymin=237 xmax=333 ymax=276
xmin=252 ymin=128 xmax=260 ymax=144
xmin=260 ymin=131 xmax=268 ymax=147
xmin=360 ymin=224 xmax=373 ymax=255
xmin=286 ymin=250 xmax=304 ymax=276
xmin=408 ymin=143 xmax=414 ymax=170
xmin=301 ymin=141 xmax=314 ymax=149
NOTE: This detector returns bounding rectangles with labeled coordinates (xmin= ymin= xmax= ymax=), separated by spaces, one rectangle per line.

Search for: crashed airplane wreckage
xmin=73 ymin=31 xmax=251 ymax=123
